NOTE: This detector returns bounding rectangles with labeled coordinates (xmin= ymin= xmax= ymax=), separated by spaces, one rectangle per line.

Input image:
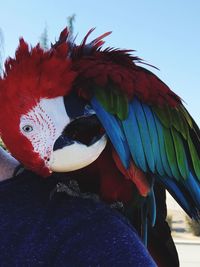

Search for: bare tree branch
xmin=39 ymin=25 xmax=49 ymax=50
xmin=67 ymin=14 xmax=76 ymax=41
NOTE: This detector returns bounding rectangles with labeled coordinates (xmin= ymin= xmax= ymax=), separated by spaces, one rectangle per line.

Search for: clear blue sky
xmin=0 ymin=0 xmax=199 ymax=126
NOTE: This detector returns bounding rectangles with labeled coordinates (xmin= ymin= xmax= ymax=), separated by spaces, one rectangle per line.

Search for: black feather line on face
xmin=64 ymin=92 xmax=88 ymax=119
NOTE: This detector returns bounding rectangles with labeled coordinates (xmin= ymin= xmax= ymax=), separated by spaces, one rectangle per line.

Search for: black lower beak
xmin=53 ymin=115 xmax=104 ymax=151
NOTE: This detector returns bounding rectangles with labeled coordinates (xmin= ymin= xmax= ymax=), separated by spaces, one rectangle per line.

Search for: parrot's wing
xmin=90 ymin=83 xmax=200 ymax=220
xmin=71 ymin=31 xmax=200 ymax=220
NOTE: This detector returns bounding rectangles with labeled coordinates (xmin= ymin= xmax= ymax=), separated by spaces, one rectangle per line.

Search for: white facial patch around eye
xmin=20 ymin=97 xmax=70 ymax=162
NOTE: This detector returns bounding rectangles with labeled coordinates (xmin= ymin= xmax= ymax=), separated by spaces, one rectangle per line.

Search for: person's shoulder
xmin=0 ymin=171 xmax=156 ymax=267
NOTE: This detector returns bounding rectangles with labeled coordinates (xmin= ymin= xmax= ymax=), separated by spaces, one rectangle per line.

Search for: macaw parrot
xmin=0 ymin=28 xmax=199 ymax=246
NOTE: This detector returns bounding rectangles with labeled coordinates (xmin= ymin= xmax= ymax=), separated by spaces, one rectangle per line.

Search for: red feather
xmin=92 ymin=145 xmax=133 ymax=203
xmin=112 ymin=149 xmax=150 ymax=197
xmin=71 ymin=33 xmax=181 ymax=107
xmin=0 ymin=39 xmax=76 ymax=116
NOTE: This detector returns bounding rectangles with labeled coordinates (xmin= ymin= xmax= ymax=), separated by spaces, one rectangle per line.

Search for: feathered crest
xmin=0 ymin=26 xmax=112 ymax=123
xmin=1 ymin=35 xmax=76 ymax=109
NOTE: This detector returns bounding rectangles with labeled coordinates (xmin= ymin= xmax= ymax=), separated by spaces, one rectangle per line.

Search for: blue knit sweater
xmin=0 ymin=171 xmax=156 ymax=267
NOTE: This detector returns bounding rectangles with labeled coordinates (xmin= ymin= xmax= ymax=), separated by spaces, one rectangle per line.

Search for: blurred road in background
xmin=175 ymin=240 xmax=200 ymax=267
xmin=167 ymin=193 xmax=200 ymax=266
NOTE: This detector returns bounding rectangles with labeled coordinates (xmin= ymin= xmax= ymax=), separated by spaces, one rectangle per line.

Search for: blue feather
xmin=153 ymin=114 xmax=173 ymax=178
xmin=148 ymin=188 xmax=156 ymax=227
xmin=91 ymin=97 xmax=130 ymax=169
xmin=122 ymin=103 xmax=147 ymax=172
xmin=142 ymin=104 xmax=165 ymax=176
xmin=131 ymin=99 xmax=155 ymax=172
xmin=183 ymin=172 xmax=200 ymax=207
xmin=156 ymin=175 xmax=196 ymax=218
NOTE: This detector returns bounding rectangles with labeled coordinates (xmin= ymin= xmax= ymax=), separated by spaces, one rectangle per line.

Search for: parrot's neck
xmin=0 ymin=146 xmax=20 ymax=181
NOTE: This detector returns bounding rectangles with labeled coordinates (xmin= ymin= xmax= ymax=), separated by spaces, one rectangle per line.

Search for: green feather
xmin=152 ymin=105 xmax=189 ymax=140
xmin=94 ymin=85 xmax=129 ymax=120
xmin=94 ymin=86 xmax=108 ymax=107
xmin=163 ymin=127 xmax=181 ymax=180
xmin=171 ymin=128 xmax=189 ymax=179
xmin=170 ymin=107 xmax=189 ymax=140
xmin=152 ymin=105 xmax=171 ymax=128
xmin=179 ymin=105 xmax=193 ymax=128
xmin=188 ymin=136 xmax=200 ymax=180
xmin=153 ymin=104 xmax=200 ymax=180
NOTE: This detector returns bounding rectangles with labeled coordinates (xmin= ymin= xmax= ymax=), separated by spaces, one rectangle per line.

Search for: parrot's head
xmin=0 ymin=35 xmax=107 ymax=176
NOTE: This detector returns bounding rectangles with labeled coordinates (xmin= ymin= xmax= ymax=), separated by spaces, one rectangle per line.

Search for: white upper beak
xmin=49 ymin=135 xmax=107 ymax=172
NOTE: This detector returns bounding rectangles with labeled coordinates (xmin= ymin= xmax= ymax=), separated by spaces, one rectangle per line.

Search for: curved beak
xmin=49 ymin=115 xmax=107 ymax=172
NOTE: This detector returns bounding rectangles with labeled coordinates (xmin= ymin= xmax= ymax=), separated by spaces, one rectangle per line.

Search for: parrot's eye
xmin=22 ymin=125 xmax=33 ymax=133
